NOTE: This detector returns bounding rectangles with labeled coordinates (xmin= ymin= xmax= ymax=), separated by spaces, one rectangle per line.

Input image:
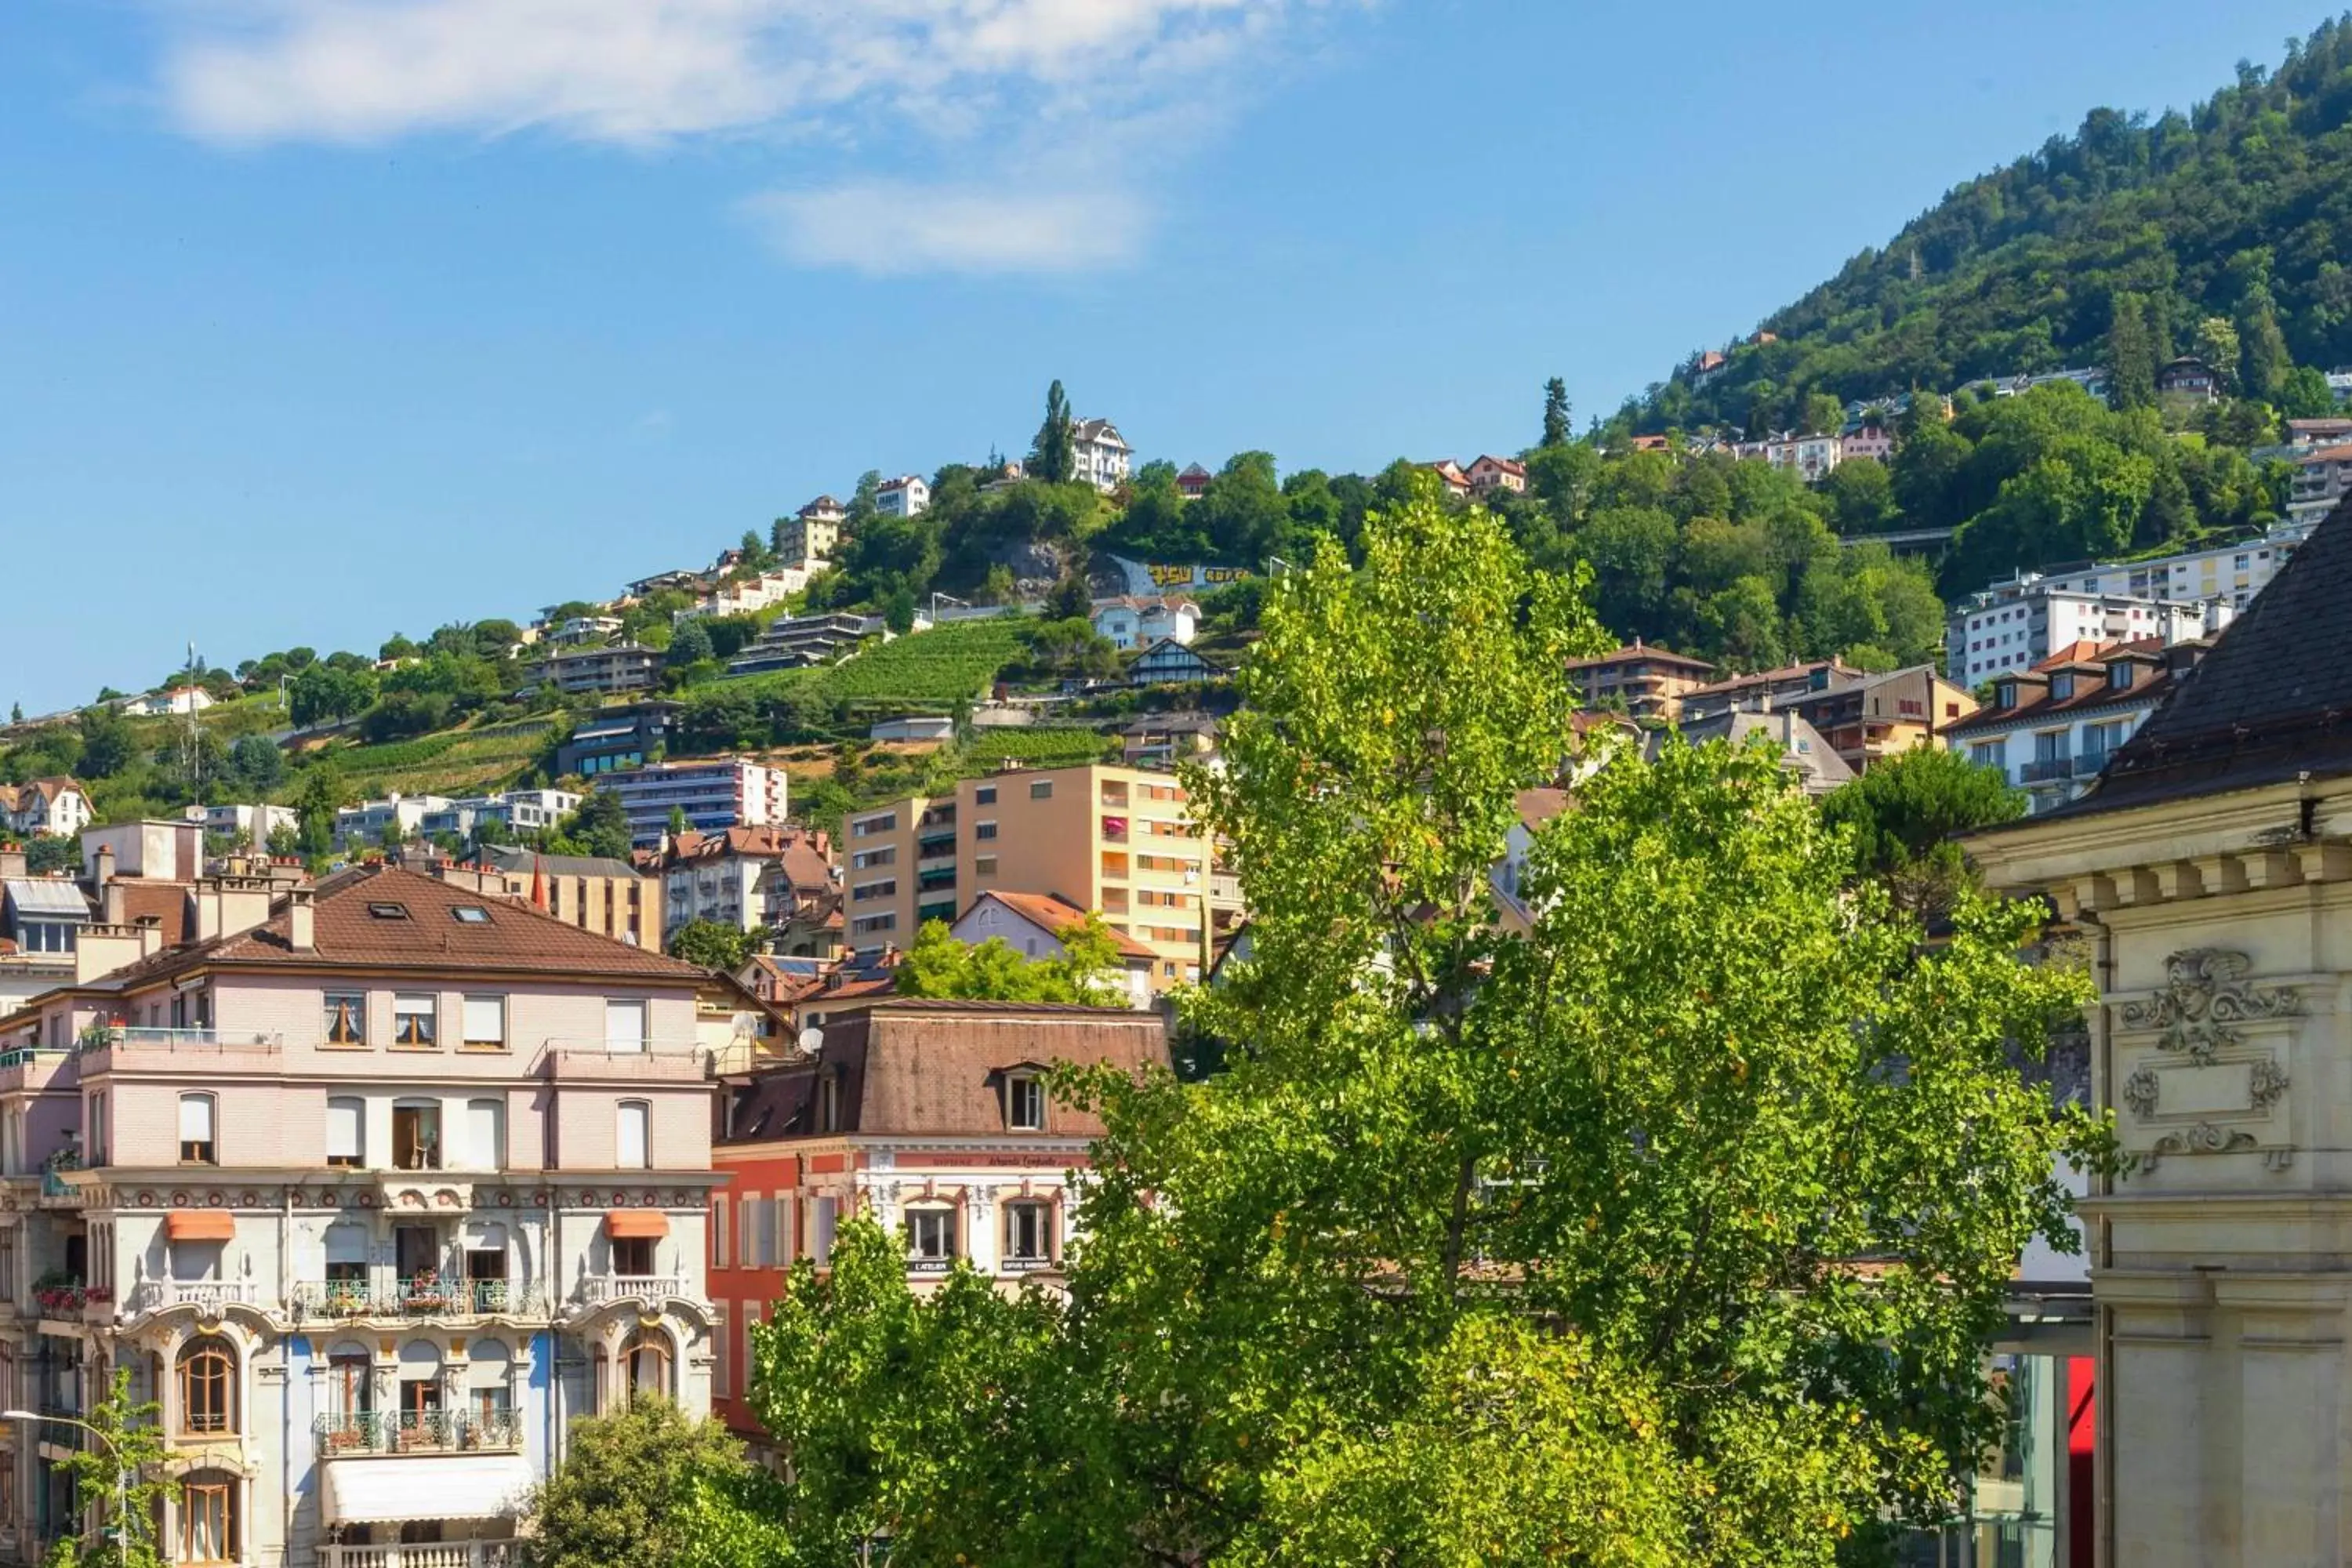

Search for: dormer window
xmin=1996 ymin=682 xmax=2019 ymax=710
xmin=1006 ymin=1073 xmax=1044 ymax=1132
xmin=2108 ymin=662 xmax=2134 ymax=691
xmin=2049 ymin=674 xmax=2074 ymax=701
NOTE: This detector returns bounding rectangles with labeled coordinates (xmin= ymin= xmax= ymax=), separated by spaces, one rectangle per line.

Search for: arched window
xmin=176 ymin=1337 xmax=234 ymax=1436
xmin=178 ymin=1469 xmax=236 ymax=1565
xmin=620 ymin=1327 xmax=671 ymax=1404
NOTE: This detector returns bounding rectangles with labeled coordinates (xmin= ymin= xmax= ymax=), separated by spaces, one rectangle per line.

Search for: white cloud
xmin=151 ymin=0 xmax=1337 ymax=273
xmin=743 ymin=181 xmax=1148 ymax=274
xmin=159 ymin=0 xmax=1291 ymax=144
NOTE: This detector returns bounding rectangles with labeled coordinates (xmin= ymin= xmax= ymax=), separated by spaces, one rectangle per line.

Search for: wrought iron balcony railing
xmin=314 ymin=1409 xmax=522 ymax=1457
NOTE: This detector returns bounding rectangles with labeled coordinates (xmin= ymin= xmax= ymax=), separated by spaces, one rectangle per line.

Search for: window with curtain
xmin=617 ymin=1102 xmax=650 ymax=1169
xmin=176 ymin=1338 xmax=235 ymax=1436
xmin=391 ymin=994 xmax=437 ymax=1048
xmin=461 ymin=994 xmax=506 ymax=1051
xmin=324 ymin=992 xmax=366 ymax=1047
xmin=179 ymin=1473 xmax=234 ymax=1565
xmin=466 ymin=1099 xmax=503 ymax=1170
xmin=325 ymin=1097 xmax=364 ymax=1168
xmin=177 ymin=1105 xmax=217 ymax=1166
xmin=1004 ymin=1200 xmax=1054 ymax=1263
xmin=604 ymin=1000 xmax=648 ymax=1053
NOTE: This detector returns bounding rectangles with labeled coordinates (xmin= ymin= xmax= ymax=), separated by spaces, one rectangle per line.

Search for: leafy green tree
xmin=666 ymin=618 xmax=715 ymax=668
xmin=77 ymin=706 xmax=136 ymax=779
xmin=892 ymin=913 xmax=1128 ymax=1003
xmin=751 ymin=487 xmax=2098 ymax=1563
xmin=1044 ymin=573 xmax=1091 ymax=622
xmin=2277 ymin=364 xmax=2339 ymax=419
xmin=2194 ymin=316 xmax=2241 ymax=389
xmin=9 ymin=702 xmax=20 ymax=725
xmin=379 ymin=814 xmax=408 ymax=851
xmin=266 ymin=822 xmax=301 ymax=858
xmin=522 ymin=1399 xmax=793 ymax=1568
xmin=44 ymin=1368 xmax=171 ymax=1568
xmin=668 ymin=804 xmax=690 ymax=840
xmin=1820 ymin=456 xmax=1902 ymax=534
xmin=669 ymin=920 xmax=763 ymax=971
xmin=225 ymin=735 xmax=286 ymax=798
xmin=293 ymin=769 xmax=347 ymax=858
xmin=1802 ymin=390 xmax=1846 ymax=436
xmin=26 ymin=837 xmax=79 ymax=875
xmin=558 ymin=791 xmax=633 ymax=862
xmin=1820 ymin=743 xmax=2027 ymax=920
xmin=2235 ymin=285 xmax=2292 ymax=404
xmin=379 ymin=633 xmax=419 ymax=662
xmin=1028 ymin=379 xmax=1075 ymax=485
xmin=1541 ymin=376 xmax=1573 ymax=447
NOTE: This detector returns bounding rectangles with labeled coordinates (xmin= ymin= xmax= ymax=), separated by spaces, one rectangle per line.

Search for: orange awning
xmin=165 ymin=1211 xmax=236 ymax=1241
xmin=605 ymin=1210 xmax=669 ymax=1239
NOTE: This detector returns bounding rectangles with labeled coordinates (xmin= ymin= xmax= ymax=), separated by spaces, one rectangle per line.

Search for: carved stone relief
xmin=2121 ymin=948 xmax=2301 ymax=1065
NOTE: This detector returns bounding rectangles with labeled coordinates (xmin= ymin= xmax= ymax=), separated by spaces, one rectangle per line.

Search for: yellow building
xmin=844 ymin=764 xmax=1236 ymax=989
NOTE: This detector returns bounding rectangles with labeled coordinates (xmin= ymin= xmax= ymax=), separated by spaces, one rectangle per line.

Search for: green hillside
xmin=1642 ymin=19 xmax=2352 ymax=432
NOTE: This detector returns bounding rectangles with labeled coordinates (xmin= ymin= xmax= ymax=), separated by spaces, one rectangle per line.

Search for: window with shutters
xmin=466 ymin=1098 xmax=504 ymax=1170
xmin=617 ymin=1102 xmax=651 ymax=1169
xmin=326 ymin=1098 xmax=365 ymax=1168
xmin=711 ymin=1195 xmax=730 ymax=1269
xmin=604 ymin=1000 xmax=648 ymax=1054
xmin=461 ymin=995 xmax=506 ymax=1051
xmin=179 ymin=1094 xmax=217 ymax=1164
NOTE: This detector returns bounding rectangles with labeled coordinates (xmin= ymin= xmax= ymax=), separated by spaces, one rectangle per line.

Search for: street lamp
xmin=2 ymin=1409 xmax=127 ymax=1545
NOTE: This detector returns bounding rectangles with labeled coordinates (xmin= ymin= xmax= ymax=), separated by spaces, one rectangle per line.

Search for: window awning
xmin=165 ymin=1211 xmax=236 ymax=1241
xmin=321 ymin=1454 xmax=534 ymax=1523
xmin=605 ymin=1210 xmax=668 ymax=1239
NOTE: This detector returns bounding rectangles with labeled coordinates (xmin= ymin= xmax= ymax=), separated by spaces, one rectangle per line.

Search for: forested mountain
xmin=1638 ymin=18 xmax=2352 ymax=433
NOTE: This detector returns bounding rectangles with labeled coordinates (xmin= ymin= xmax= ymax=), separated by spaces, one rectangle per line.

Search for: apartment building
xmin=1563 ymin=641 xmax=1718 ymax=721
xmin=657 ymin=826 xmax=835 ymax=940
xmin=187 ymin=803 xmax=302 ymax=848
xmin=524 ymin=644 xmax=659 ymax=699
xmin=1783 ymin=663 xmax=1978 ymax=773
xmin=706 ymin=1000 xmax=1168 ymax=1455
xmin=1943 ymin=639 xmax=2204 ymax=813
xmin=0 ymin=866 xmax=718 ymax=1568
xmin=598 ymin=760 xmax=788 ymax=850
xmin=439 ymin=847 xmax=663 ymax=949
xmin=1677 ymin=659 xmax=1864 ymax=724
xmin=1946 ymin=586 xmax=2229 ymax=685
xmin=1071 ymin=418 xmax=1134 ymax=493
xmin=725 ymin=613 xmax=877 ymax=676
xmin=843 ymin=764 xmax=1237 ymax=989
xmin=874 ymin=475 xmax=930 ymax=519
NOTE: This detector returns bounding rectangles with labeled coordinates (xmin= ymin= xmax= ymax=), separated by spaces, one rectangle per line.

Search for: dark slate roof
xmin=2034 ymin=501 xmax=2352 ymax=819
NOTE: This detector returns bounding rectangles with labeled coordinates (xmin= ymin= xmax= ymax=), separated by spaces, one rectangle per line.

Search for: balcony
xmin=571 ymin=1272 xmax=690 ymax=1309
xmin=2018 ymin=757 xmax=2079 ymax=784
xmin=916 ymin=831 xmax=956 ymax=858
xmin=122 ymin=1278 xmax=260 ymax=1316
xmin=321 ymin=1546 xmax=516 ymax=1568
xmin=1099 ymin=817 xmax=1130 ymax=844
xmin=314 ymin=1409 xmax=523 ymax=1458
xmin=77 ymin=1027 xmax=282 ymax=1055
xmin=289 ymin=1278 xmax=543 ymax=1322
xmin=539 ymin=1038 xmax=708 ymax=1081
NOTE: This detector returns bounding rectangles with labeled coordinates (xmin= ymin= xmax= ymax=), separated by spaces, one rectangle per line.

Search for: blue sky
xmin=0 ymin=0 xmax=2328 ymax=716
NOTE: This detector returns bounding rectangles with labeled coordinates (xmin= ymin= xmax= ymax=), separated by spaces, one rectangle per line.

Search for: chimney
xmin=0 ymin=844 xmax=24 ymax=881
xmin=103 ymin=876 xmax=125 ymax=929
xmin=288 ymin=887 xmax=315 ymax=952
xmin=94 ymin=843 xmax=116 ymax=890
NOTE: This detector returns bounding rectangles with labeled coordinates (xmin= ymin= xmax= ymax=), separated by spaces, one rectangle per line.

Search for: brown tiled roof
xmin=1563 ymin=642 xmax=1715 ymax=673
xmin=79 ymin=866 xmax=707 ymax=989
xmin=720 ymin=1003 xmax=1166 ymax=1145
xmin=667 ymin=825 xmax=833 ymax=887
xmin=1515 ymin=788 xmax=1570 ymax=831
xmin=963 ymin=891 xmax=1156 ymax=960
xmin=1681 ymin=659 xmax=1857 ymax=699
xmin=1947 ymin=644 xmax=2182 ymax=739
xmin=2031 ymin=499 xmax=2352 ymax=817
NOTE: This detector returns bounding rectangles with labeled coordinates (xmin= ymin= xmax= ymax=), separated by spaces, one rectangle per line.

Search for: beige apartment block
xmin=1968 ymin=503 xmax=2352 ymax=1568
xmin=844 ymin=764 xmax=1239 ymax=989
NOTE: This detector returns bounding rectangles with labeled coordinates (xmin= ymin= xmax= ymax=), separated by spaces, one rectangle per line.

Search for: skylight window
xmin=452 ymin=906 xmax=492 ymax=925
xmin=366 ymin=902 xmax=412 ymax=921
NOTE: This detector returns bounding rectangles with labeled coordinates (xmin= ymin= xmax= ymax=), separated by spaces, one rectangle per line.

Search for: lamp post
xmin=2 ymin=1408 xmax=127 ymax=1550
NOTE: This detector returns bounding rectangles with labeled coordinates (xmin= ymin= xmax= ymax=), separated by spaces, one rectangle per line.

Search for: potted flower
xmin=403 ymin=1269 xmax=451 ymax=1312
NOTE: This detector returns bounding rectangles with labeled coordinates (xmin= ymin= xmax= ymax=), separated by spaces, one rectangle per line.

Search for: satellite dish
xmin=798 ymin=1025 xmax=825 ymax=1055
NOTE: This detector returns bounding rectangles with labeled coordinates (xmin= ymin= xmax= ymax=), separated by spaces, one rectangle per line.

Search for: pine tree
xmin=2237 ymin=287 xmax=2292 ymax=403
xmin=2105 ymin=292 xmax=2158 ymax=408
xmin=1541 ymin=377 xmax=1573 ymax=448
xmin=1029 ymin=380 xmax=1075 ymax=485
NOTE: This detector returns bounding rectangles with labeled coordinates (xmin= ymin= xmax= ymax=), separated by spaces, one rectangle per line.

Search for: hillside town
xmin=26 ymin=6 xmax=2352 ymax=1566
